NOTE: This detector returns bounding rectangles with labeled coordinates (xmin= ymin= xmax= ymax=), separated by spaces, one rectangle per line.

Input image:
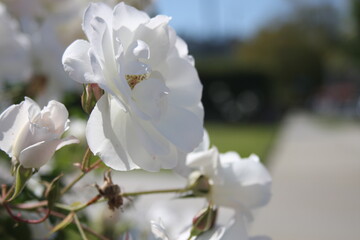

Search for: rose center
xmin=124 ymin=40 xmax=152 ymax=89
xmin=126 ymin=72 xmax=150 ymax=89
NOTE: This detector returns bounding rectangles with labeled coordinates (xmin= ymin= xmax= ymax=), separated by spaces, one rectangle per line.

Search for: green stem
xmin=49 ymin=210 xmax=110 ymax=240
xmin=60 ymin=172 xmax=85 ymax=196
xmin=81 ymin=147 xmax=92 ymax=171
xmin=12 ymin=200 xmax=47 ymax=210
xmin=74 ymin=213 xmax=89 ymax=240
xmin=56 ymin=187 xmax=189 ymax=212
xmin=122 ymin=187 xmax=188 ymax=197
xmin=60 ymin=159 xmax=102 ymax=196
xmin=2 ymin=184 xmax=15 ymax=202
xmin=54 ymin=197 xmax=105 ymax=212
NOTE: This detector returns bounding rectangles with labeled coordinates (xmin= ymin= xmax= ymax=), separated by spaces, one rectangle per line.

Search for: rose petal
xmin=83 ymin=2 xmax=113 ymax=47
xmin=192 ymin=129 xmax=210 ymax=153
xmin=86 ymin=95 xmax=138 ymax=171
xmin=146 ymin=15 xmax=171 ymax=30
xmin=0 ymin=97 xmax=33 ymax=157
xmin=157 ymin=146 xmax=178 ymax=170
xmin=124 ymin=117 xmax=162 ymax=172
xmin=44 ymin=100 xmax=69 ymax=134
xmin=129 ymin=39 xmax=150 ymax=60
xmin=218 ymin=213 xmax=249 ymax=240
xmin=175 ymin=36 xmax=189 ymax=59
xmin=62 ymin=40 xmax=93 ymax=84
xmin=113 ymin=26 xmax=134 ymax=51
xmin=172 ymin=151 xmax=193 ymax=177
xmin=209 ymin=153 xmax=272 ymax=210
xmin=88 ymin=14 xmax=116 ymax=71
xmin=186 ymin=147 xmax=217 ymax=169
xmin=169 ymin=31 xmax=195 ymax=65
xmin=129 ymin=119 xmax=171 ymax=156
xmin=220 ymin=153 xmax=272 ymax=186
xmin=19 ymin=136 xmax=78 ymax=169
xmin=131 ymin=77 xmax=169 ymax=121
xmin=125 ymin=118 xmax=177 ymax=170
xmin=112 ymin=2 xmax=150 ymax=31
xmin=55 ymin=136 xmax=80 ymax=151
xmin=150 ymin=220 xmax=170 ymax=240
xmin=134 ymin=22 xmax=170 ymax=68
xmin=159 ymin=57 xmax=202 ymax=108
xmin=154 ymin=104 xmax=203 ymax=153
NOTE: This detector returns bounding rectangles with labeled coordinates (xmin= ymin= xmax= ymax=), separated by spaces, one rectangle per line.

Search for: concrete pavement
xmin=250 ymin=113 xmax=360 ymax=240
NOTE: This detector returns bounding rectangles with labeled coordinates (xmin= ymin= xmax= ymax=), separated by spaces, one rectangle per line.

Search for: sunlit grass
xmin=205 ymin=122 xmax=278 ymax=164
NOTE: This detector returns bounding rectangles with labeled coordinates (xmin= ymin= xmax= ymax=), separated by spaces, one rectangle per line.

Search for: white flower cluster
xmin=0 ymin=0 xmax=92 ymax=106
xmin=0 ymin=2 xmax=272 ymax=239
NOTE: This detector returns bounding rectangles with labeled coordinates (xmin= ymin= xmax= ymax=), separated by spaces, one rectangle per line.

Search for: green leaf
xmin=45 ymin=173 xmax=63 ymax=210
xmin=8 ymin=165 xmax=33 ymax=201
xmin=51 ymin=212 xmax=75 ymax=234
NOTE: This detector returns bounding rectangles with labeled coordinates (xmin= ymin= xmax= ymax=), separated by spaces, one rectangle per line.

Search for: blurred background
xmin=152 ymin=0 xmax=360 ymax=162
xmin=0 ymin=0 xmax=359 ymax=239
xmin=155 ymin=0 xmax=357 ymax=122
xmin=154 ymin=0 xmax=360 ymax=239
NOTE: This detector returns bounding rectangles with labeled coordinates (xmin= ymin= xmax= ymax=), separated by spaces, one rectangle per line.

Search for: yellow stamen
xmin=126 ymin=73 xmax=150 ymax=89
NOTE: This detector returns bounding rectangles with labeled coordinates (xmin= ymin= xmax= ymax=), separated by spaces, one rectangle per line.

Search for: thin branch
xmin=1 ymin=184 xmax=14 ymax=202
xmin=3 ymin=203 xmax=50 ymax=224
xmin=14 ymin=200 xmax=48 ymax=210
xmin=1 ymin=184 xmax=6 ymax=199
xmin=81 ymin=147 xmax=92 ymax=171
xmin=61 ymin=159 xmax=103 ymax=195
xmin=60 ymin=172 xmax=85 ymax=196
xmin=74 ymin=213 xmax=89 ymax=240
xmin=122 ymin=187 xmax=188 ymax=197
xmin=48 ymin=210 xmax=110 ymax=240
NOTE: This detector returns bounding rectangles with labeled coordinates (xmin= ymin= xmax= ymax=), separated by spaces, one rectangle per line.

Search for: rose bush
xmin=0 ymin=97 xmax=79 ymax=169
xmin=62 ymin=2 xmax=204 ymax=172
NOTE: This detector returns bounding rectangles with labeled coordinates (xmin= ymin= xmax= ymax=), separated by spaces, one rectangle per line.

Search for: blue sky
xmin=154 ymin=0 xmax=349 ymax=40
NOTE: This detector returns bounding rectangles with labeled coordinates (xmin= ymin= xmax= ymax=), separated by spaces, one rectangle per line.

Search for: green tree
xmin=237 ymin=4 xmax=342 ymax=109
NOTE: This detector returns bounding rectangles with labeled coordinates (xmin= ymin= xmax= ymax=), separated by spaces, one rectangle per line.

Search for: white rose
xmin=187 ymin=147 xmax=272 ymax=216
xmin=0 ymin=97 xmax=79 ymax=168
xmin=62 ymin=2 xmax=204 ymax=171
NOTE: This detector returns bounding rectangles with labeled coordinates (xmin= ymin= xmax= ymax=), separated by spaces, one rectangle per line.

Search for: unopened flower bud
xmin=91 ymin=83 xmax=103 ymax=100
xmin=81 ymin=84 xmax=104 ymax=114
xmin=188 ymin=171 xmax=211 ymax=197
xmin=190 ymin=205 xmax=217 ymax=238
